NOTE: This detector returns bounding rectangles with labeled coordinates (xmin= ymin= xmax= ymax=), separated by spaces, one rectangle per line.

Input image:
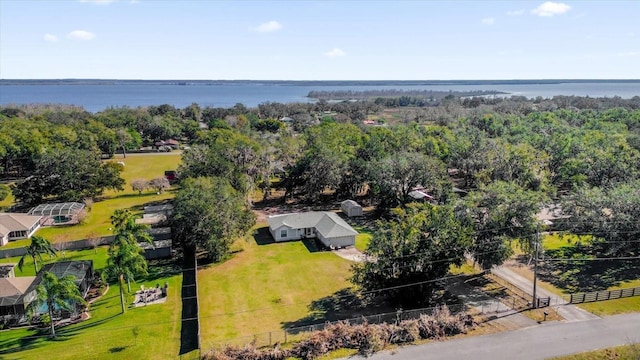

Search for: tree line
xmin=2 ymin=94 xmax=639 ymax=305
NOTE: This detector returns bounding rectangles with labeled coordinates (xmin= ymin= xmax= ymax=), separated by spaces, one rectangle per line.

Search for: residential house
xmin=0 ymin=213 xmax=43 ymax=247
xmin=267 ymin=211 xmax=358 ymax=248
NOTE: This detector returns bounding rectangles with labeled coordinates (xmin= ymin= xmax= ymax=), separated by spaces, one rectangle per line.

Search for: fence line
xmin=486 ymin=272 xmax=532 ymax=303
xmin=202 ymin=299 xmax=514 ymax=351
xmin=0 ymin=227 xmax=171 ymax=259
xmin=563 ymin=286 xmax=640 ymax=304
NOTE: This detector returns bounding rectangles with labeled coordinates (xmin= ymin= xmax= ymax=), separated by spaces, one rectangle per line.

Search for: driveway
xmin=345 ymin=312 xmax=640 ymax=360
xmin=333 ymin=247 xmax=367 ymax=262
xmin=491 ymin=265 xmax=599 ymax=322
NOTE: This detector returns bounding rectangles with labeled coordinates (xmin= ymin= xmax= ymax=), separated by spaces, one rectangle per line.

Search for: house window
xmin=280 ymin=229 xmax=287 ymax=238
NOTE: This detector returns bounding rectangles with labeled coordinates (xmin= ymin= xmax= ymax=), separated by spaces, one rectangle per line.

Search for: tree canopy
xmin=172 ymin=177 xmax=255 ymax=262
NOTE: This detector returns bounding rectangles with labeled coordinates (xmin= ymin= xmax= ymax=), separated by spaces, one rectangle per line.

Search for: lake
xmin=1 ymin=80 xmax=639 ymax=113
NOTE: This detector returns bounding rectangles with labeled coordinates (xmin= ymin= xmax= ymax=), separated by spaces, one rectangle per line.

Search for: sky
xmin=0 ymin=0 xmax=638 ymax=80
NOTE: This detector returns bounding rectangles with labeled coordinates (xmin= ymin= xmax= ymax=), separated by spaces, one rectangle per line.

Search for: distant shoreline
xmin=2 ymin=79 xmax=640 ymax=86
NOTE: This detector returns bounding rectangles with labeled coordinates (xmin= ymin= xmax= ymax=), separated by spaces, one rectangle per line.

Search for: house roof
xmin=0 ymin=264 xmax=16 ymax=278
xmin=0 ymin=277 xmax=37 ymax=299
xmin=341 ymin=200 xmax=362 ymax=210
xmin=40 ymin=261 xmax=93 ymax=287
xmin=408 ymin=190 xmax=434 ymax=200
xmin=0 ymin=213 xmax=43 ymax=235
xmin=268 ymin=211 xmax=358 ymax=238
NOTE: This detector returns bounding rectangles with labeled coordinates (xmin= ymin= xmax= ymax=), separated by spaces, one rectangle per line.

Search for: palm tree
xmin=27 ymin=271 xmax=86 ymax=338
xmin=18 ymin=235 xmax=57 ymax=273
xmin=106 ymin=239 xmax=149 ymax=314
xmin=106 ymin=209 xmax=152 ymax=313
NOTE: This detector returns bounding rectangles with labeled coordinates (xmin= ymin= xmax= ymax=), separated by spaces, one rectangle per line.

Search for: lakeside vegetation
xmin=1 ymin=93 xmax=639 ymax=358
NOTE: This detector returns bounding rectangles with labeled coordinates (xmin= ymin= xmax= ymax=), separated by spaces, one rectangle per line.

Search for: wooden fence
xmin=563 ymin=287 xmax=640 ymax=304
xmin=0 ymin=227 xmax=171 ymax=259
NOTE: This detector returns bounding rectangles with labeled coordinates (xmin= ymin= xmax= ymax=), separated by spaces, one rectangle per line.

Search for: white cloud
xmin=532 ymin=2 xmax=571 ymax=17
xmin=67 ymin=30 xmax=96 ymax=40
xmin=252 ymin=21 xmax=283 ymax=33
xmin=507 ymin=9 xmax=525 ymax=16
xmin=324 ymin=48 xmax=346 ymax=58
xmin=481 ymin=17 xmax=495 ymax=25
xmin=44 ymin=33 xmax=59 ymax=42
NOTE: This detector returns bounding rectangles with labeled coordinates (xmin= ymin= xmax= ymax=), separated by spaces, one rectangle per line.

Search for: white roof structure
xmin=0 ymin=213 xmax=43 ymax=236
xmin=28 ymin=202 xmax=85 ymax=217
xmin=408 ymin=190 xmax=434 ymax=200
xmin=341 ymin=200 xmax=361 ymax=210
xmin=267 ymin=211 xmax=358 ymax=238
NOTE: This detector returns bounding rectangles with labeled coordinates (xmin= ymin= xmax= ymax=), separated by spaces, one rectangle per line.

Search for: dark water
xmin=1 ymin=80 xmax=639 ymax=113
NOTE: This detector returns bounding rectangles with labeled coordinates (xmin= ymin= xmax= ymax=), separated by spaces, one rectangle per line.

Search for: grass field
xmin=510 ymin=233 xmax=640 ymax=316
xmin=0 ymin=246 xmax=110 ymax=277
xmin=1 ymin=153 xmax=182 ymax=249
xmin=197 ymin=224 xmax=354 ymax=349
xmin=0 ymin=250 xmax=183 ymax=360
xmin=551 ymin=344 xmax=640 ymax=360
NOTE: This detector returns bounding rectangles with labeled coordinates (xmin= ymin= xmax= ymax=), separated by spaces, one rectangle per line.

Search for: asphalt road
xmin=346 ymin=312 xmax=640 ymax=360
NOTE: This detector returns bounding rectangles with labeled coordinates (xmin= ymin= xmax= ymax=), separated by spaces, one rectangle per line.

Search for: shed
xmin=341 ymin=200 xmax=363 ymax=217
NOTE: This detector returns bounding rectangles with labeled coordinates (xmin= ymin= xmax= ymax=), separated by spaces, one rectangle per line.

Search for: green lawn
xmin=0 ymin=246 xmax=110 ymax=276
xmin=197 ymin=224 xmax=354 ymax=349
xmin=0 ymin=185 xmax=15 ymax=211
xmin=542 ymin=233 xmax=592 ymax=251
xmin=354 ymin=227 xmax=372 ymax=252
xmin=1 ymin=153 xmax=182 ymax=249
xmin=0 ymin=248 xmax=183 ymax=360
xmin=551 ymin=344 xmax=640 ymax=360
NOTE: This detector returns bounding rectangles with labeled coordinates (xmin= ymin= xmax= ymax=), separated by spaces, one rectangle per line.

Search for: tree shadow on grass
xmin=109 ymin=346 xmax=128 ymax=353
xmin=526 ymin=245 xmax=640 ymax=292
xmin=0 ymin=329 xmax=72 ymax=355
xmin=281 ymin=288 xmax=391 ymax=330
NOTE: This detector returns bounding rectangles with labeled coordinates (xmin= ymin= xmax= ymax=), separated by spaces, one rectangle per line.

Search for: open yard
xmin=506 ymin=233 xmax=640 ymax=316
xmin=1 ymin=153 xmax=181 ymax=249
xmin=0 ymin=250 xmax=183 ymax=360
xmin=197 ymin=224 xmax=355 ymax=349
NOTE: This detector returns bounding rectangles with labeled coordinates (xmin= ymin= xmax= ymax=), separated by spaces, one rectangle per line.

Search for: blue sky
xmin=1 ymin=0 xmax=638 ymax=80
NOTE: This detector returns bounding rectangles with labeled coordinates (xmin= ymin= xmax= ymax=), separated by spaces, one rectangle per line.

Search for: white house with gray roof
xmin=0 ymin=213 xmax=43 ymax=247
xmin=267 ymin=211 xmax=358 ymax=248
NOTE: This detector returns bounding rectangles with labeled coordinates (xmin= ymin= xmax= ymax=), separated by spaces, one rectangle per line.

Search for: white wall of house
xmin=270 ymin=226 xmax=304 ymax=242
xmin=0 ymin=233 xmax=8 ymax=247
xmin=317 ymin=234 xmax=355 ymax=248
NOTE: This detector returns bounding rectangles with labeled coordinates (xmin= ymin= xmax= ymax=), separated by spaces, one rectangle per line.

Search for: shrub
xmin=203 ymin=307 xmax=475 ymax=360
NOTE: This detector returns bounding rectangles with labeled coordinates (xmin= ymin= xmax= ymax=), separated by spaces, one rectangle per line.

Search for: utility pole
xmin=532 ymin=223 xmax=540 ymax=309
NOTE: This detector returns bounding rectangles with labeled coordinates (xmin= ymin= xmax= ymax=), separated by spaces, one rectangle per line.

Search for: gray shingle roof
xmin=267 ymin=211 xmax=357 ymax=238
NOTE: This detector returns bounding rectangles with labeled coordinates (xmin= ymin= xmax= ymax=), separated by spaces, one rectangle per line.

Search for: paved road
xmin=346 ymin=312 xmax=640 ymax=360
xmin=491 ymin=266 xmax=599 ymax=322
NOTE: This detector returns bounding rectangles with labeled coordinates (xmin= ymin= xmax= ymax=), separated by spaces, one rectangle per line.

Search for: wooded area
xmin=2 ymin=94 xmax=639 ymax=305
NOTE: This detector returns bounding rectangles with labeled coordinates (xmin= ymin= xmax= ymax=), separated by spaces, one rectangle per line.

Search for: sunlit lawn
xmin=551 ymin=344 xmax=640 ymax=360
xmin=353 ymin=226 xmax=372 ymax=252
xmin=508 ymin=233 xmax=640 ymax=316
xmin=197 ymin=224 xmax=354 ymax=349
xmin=0 ymin=248 xmax=183 ymax=360
xmin=0 ymin=246 xmax=110 ymax=276
xmin=1 ymin=154 xmax=181 ymax=249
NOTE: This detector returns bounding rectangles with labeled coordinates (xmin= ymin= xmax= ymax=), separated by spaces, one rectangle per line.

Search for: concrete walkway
xmin=491 ymin=265 xmax=599 ymax=322
xmin=333 ymin=246 xmax=367 ymax=262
